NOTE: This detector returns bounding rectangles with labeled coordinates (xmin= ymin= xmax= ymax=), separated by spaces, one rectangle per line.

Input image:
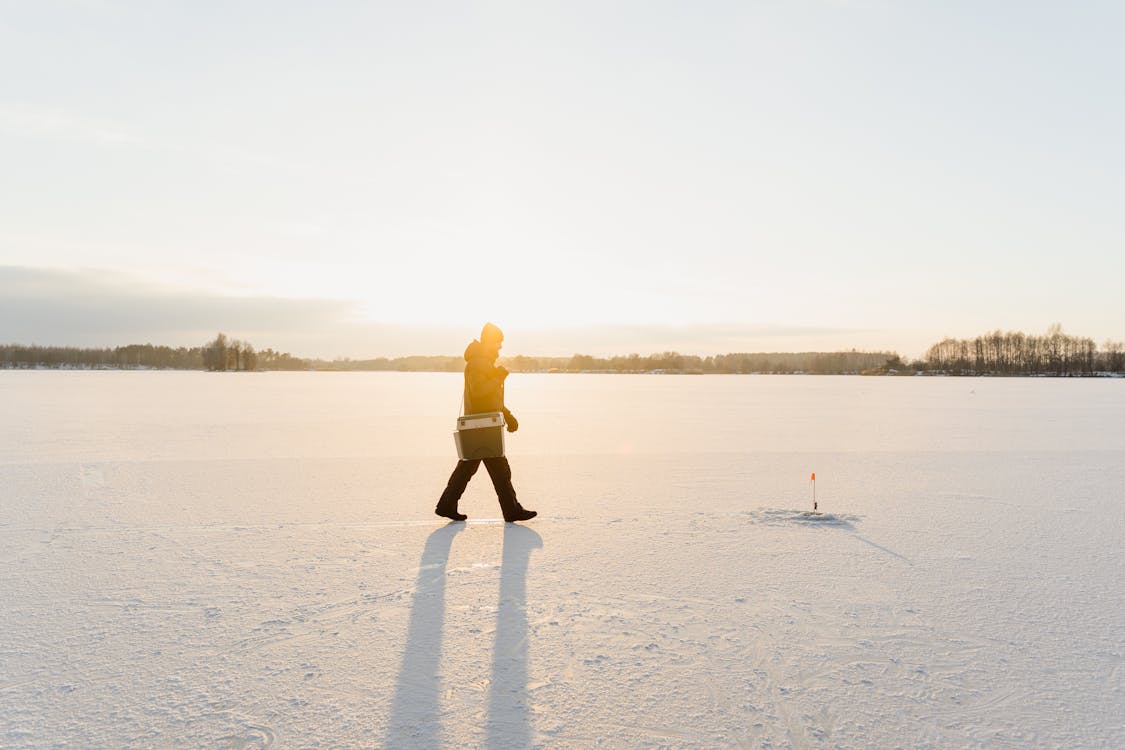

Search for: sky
xmin=1 ymin=1 xmax=1122 ymax=359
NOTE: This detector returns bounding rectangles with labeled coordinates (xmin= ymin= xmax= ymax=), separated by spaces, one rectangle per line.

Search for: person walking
xmin=435 ymin=323 xmax=537 ymax=523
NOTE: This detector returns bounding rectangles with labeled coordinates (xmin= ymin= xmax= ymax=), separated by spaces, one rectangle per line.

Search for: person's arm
xmin=492 ymin=366 xmax=519 ymax=431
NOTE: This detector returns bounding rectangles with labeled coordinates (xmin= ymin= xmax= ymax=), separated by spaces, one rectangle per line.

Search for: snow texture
xmin=1 ymin=372 xmax=1122 ymax=748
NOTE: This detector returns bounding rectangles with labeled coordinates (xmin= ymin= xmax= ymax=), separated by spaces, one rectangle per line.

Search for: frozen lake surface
xmin=2 ymin=371 xmax=1122 ymax=748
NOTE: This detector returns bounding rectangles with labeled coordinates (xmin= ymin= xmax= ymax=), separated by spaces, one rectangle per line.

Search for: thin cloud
xmin=0 ymin=266 xmax=357 ymax=349
xmin=1 ymin=266 xmax=898 ymax=359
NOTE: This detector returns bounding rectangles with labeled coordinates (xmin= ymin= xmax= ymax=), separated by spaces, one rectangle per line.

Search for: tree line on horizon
xmin=923 ymin=325 xmax=1125 ymax=376
xmin=2 ymin=343 xmax=897 ymax=374
xmin=510 ymin=350 xmax=898 ymax=374
xmin=0 ymin=333 xmax=305 ymax=371
xmin=3 ymin=326 xmax=1123 ymax=375
xmin=305 ymin=350 xmax=898 ymax=374
xmin=308 ymin=326 xmax=1125 ymax=375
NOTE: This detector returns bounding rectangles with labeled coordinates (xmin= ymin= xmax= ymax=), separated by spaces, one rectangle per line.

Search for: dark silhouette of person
xmin=435 ymin=323 xmax=537 ymax=523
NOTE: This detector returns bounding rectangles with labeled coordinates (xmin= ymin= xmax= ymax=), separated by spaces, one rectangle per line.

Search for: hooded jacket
xmin=463 ymin=339 xmax=512 ymax=420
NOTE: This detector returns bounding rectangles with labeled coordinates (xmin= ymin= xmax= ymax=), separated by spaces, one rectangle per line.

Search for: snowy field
xmin=1 ymin=371 xmax=1122 ymax=749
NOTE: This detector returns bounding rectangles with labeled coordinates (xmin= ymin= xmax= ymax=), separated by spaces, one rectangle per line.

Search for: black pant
xmin=437 ymin=457 xmax=520 ymax=517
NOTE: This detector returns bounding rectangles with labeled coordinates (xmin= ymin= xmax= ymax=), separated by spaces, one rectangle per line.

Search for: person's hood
xmin=464 ymin=339 xmax=486 ymax=361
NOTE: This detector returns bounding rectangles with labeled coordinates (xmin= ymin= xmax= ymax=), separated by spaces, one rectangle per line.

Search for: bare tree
xmin=203 ymin=333 xmax=228 ymax=371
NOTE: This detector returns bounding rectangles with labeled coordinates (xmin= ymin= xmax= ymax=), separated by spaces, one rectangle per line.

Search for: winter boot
xmin=504 ymin=507 xmax=537 ymax=523
xmin=435 ymin=503 xmax=467 ymax=522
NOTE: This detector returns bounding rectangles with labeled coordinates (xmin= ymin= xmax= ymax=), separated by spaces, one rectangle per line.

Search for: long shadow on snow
xmin=486 ymin=524 xmax=543 ymax=749
xmin=385 ymin=522 xmax=464 ymax=747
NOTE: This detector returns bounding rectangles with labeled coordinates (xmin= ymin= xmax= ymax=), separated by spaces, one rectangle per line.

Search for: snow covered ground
xmin=1 ymin=371 xmax=1122 ymax=748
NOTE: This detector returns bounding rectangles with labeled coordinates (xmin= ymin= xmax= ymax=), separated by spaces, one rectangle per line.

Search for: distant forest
xmin=310 ymin=350 xmax=899 ymax=375
xmin=0 ymin=333 xmax=305 ymax=371
xmin=923 ymin=325 xmax=1125 ymax=376
xmin=2 ymin=327 xmax=1123 ymax=376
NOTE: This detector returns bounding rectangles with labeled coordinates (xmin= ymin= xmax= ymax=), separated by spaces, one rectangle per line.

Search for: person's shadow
xmin=385 ymin=522 xmax=464 ymax=747
xmin=486 ymin=524 xmax=543 ymax=749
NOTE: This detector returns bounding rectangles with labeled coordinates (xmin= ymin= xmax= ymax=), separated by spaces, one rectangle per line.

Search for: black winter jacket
xmin=463 ymin=339 xmax=512 ymax=420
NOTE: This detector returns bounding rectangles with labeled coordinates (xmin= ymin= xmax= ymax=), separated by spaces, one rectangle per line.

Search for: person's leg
xmin=435 ymin=459 xmax=480 ymax=520
xmin=483 ymin=457 xmax=536 ymax=522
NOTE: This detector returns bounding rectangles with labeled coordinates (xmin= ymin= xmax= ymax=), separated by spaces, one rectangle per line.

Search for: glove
xmin=505 ymin=411 xmax=519 ymax=433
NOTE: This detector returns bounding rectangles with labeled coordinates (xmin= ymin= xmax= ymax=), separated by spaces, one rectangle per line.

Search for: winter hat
xmin=481 ymin=322 xmax=504 ymax=343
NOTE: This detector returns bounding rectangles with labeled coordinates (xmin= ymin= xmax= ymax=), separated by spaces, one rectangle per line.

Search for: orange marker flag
xmin=810 ymin=472 xmax=815 ymax=481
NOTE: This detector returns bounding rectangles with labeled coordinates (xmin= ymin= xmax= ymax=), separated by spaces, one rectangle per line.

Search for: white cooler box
xmin=454 ymin=412 xmax=506 ymax=460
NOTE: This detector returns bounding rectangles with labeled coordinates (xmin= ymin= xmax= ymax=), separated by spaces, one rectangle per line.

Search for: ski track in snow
xmin=2 ymin=373 xmax=1123 ymax=749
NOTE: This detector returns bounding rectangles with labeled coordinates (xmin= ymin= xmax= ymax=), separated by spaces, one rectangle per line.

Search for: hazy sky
xmin=2 ymin=1 xmax=1122 ymax=358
